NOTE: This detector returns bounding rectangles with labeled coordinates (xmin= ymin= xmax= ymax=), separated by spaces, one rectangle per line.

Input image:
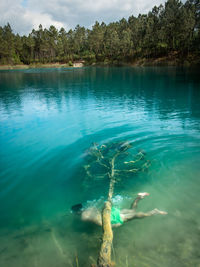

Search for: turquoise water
xmin=0 ymin=67 xmax=200 ymax=267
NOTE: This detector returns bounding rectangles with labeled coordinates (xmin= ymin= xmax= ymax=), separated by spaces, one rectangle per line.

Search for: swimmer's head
xmin=71 ymin=203 xmax=83 ymax=214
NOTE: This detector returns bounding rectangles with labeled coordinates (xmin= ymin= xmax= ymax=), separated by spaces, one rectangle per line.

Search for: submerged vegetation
xmin=0 ymin=0 xmax=200 ymax=66
xmin=83 ymin=141 xmax=151 ymax=266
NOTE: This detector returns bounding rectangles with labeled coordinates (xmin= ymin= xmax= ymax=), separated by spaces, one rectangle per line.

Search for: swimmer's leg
xmin=134 ymin=209 xmax=168 ymax=218
xmin=120 ymin=208 xmax=167 ymax=222
xmin=131 ymin=192 xmax=150 ymax=210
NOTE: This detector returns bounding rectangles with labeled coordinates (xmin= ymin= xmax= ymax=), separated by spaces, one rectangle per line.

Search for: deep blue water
xmin=0 ymin=67 xmax=200 ymax=267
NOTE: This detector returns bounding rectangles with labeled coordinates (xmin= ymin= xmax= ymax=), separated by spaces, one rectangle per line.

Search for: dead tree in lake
xmin=83 ymin=141 xmax=151 ymax=267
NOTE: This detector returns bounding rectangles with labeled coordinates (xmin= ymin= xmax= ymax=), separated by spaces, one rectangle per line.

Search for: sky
xmin=0 ymin=0 xmax=171 ymax=35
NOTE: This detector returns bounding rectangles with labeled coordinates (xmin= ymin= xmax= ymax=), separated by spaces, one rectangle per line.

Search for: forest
xmin=0 ymin=0 xmax=199 ymax=66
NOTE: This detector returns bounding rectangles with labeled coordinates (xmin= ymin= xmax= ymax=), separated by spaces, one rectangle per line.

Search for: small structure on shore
xmin=73 ymin=60 xmax=85 ymax=67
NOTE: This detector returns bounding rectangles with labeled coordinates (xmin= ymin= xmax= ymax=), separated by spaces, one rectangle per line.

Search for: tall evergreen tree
xmin=0 ymin=0 xmax=199 ymax=65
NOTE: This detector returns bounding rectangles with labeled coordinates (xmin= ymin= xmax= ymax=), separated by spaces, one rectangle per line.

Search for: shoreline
xmin=0 ymin=57 xmax=199 ymax=70
xmin=0 ymin=63 xmax=71 ymax=70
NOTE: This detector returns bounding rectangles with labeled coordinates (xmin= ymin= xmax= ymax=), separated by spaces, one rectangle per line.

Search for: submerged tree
xmin=83 ymin=141 xmax=151 ymax=267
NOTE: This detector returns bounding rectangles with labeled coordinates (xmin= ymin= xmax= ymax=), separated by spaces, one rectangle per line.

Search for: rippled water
xmin=0 ymin=67 xmax=200 ymax=267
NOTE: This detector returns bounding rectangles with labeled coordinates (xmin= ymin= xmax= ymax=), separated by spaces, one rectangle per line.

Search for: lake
xmin=0 ymin=67 xmax=200 ymax=267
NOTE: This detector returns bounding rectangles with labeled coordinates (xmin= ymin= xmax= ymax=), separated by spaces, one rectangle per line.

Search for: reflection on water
xmin=0 ymin=67 xmax=200 ymax=266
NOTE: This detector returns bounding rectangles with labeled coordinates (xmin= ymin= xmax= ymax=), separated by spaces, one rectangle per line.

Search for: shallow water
xmin=0 ymin=67 xmax=200 ymax=267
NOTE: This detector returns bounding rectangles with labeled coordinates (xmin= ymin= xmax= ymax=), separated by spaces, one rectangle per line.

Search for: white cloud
xmin=0 ymin=0 xmax=64 ymax=35
xmin=23 ymin=11 xmax=64 ymax=31
xmin=0 ymin=0 xmax=171 ymax=35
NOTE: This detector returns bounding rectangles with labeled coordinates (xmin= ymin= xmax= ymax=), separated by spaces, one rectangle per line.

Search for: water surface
xmin=0 ymin=67 xmax=200 ymax=267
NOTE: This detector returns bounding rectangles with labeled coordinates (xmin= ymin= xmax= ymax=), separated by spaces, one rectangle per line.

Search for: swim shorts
xmin=110 ymin=207 xmax=123 ymax=225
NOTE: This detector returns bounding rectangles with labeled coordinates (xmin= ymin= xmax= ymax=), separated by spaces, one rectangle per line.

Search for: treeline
xmin=0 ymin=0 xmax=199 ymax=65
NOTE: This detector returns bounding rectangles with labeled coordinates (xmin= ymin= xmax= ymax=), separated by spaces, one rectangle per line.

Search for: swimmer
xmin=71 ymin=193 xmax=167 ymax=227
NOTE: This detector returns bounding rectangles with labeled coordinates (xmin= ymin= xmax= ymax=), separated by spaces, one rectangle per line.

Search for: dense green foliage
xmin=0 ymin=0 xmax=199 ymax=65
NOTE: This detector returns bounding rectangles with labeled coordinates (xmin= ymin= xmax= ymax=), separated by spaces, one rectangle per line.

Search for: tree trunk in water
xmin=97 ymin=200 xmax=113 ymax=267
xmin=97 ymin=150 xmax=119 ymax=267
xmin=97 ymin=169 xmax=115 ymax=267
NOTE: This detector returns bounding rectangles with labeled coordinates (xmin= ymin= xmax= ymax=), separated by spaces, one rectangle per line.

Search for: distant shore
xmin=0 ymin=56 xmax=199 ymax=70
xmin=0 ymin=63 xmax=72 ymax=70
